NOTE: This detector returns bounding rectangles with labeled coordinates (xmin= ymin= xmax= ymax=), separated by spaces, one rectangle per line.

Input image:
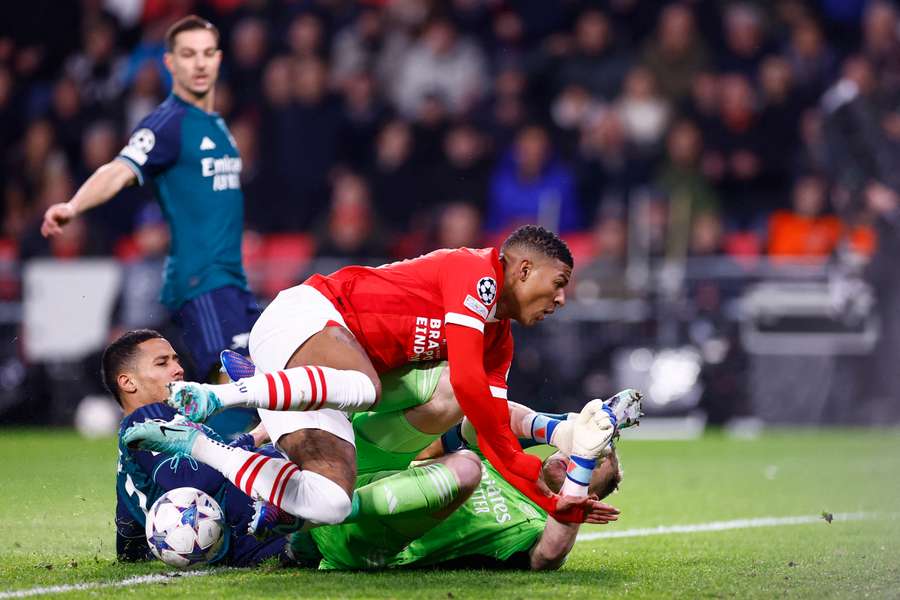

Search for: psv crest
xmin=476 ymin=277 xmax=497 ymax=305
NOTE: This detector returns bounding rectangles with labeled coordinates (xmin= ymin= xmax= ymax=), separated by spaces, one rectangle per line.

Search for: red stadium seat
xmin=0 ymin=238 xmax=17 ymax=300
xmin=561 ymin=231 xmax=597 ymax=265
xmin=113 ymin=236 xmax=141 ymax=262
xmin=723 ymin=231 xmax=762 ymax=264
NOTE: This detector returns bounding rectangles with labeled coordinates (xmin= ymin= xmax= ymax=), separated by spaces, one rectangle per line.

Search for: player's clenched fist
xmin=41 ymin=203 xmax=76 ymax=237
xmin=570 ymin=398 xmax=616 ymax=460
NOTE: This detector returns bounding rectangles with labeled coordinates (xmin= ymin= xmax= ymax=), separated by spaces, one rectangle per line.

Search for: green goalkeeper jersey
xmin=303 ymin=361 xmax=547 ymax=569
xmin=309 ymin=456 xmax=548 ymax=570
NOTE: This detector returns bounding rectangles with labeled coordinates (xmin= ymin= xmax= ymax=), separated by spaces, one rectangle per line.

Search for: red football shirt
xmin=304 ymin=247 xmax=512 ymax=394
xmin=303 ymin=248 xmax=586 ymax=523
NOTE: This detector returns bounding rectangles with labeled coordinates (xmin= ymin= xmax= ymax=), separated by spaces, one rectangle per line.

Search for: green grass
xmin=1 ymin=428 xmax=898 ymax=598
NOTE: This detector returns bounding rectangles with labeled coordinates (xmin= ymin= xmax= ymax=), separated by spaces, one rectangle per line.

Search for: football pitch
xmin=1 ymin=428 xmax=898 ymax=599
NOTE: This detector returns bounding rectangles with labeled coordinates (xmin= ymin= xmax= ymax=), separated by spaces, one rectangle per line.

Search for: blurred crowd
xmin=1 ymin=0 xmax=899 ymax=271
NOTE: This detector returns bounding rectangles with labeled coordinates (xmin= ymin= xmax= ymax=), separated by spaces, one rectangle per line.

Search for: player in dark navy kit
xmin=41 ymin=16 xmax=258 ymax=391
xmin=105 ymin=329 xmax=295 ymax=565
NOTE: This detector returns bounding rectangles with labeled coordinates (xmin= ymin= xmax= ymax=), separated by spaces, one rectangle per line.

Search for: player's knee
xmin=308 ymin=490 xmax=353 ymax=525
xmin=284 ymin=470 xmax=353 ymax=525
xmin=425 ymin=368 xmax=462 ymax=425
xmin=279 ymin=430 xmax=357 ymax=496
xmin=447 ymin=450 xmax=483 ymax=495
xmin=369 ymin=373 xmax=382 ymax=401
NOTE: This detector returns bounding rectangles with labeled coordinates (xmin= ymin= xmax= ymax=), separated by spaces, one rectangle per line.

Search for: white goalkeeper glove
xmin=549 ymin=399 xmax=616 ymax=460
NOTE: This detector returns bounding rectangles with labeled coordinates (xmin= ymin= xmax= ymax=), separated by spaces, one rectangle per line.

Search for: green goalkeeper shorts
xmin=354 ymin=361 xmax=446 ymax=475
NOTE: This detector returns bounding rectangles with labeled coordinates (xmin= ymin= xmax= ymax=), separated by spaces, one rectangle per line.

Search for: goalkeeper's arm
xmin=529 ymin=451 xmax=623 ymax=571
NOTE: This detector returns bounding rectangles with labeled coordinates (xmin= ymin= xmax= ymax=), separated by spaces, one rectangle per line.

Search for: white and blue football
xmin=145 ymin=487 xmax=225 ymax=569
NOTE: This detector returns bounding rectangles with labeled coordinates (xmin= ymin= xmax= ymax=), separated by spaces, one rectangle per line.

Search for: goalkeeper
xmin=287 ymin=364 xmax=636 ymax=570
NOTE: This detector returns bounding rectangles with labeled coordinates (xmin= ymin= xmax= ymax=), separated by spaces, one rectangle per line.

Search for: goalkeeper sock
xmin=559 ymin=455 xmax=596 ymax=498
xmin=191 ymin=436 xmax=352 ymax=525
xmin=346 ymin=463 xmax=460 ymax=523
xmin=204 ymin=367 xmax=377 ymax=413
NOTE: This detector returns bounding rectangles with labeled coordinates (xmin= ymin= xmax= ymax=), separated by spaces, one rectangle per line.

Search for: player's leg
xmin=242 ymin=285 xmax=385 ymax=524
xmin=122 ymin=420 xmax=353 ymax=525
xmin=301 ymin=451 xmax=483 ymax=570
xmin=401 ymin=366 xmax=463 ymax=434
xmin=167 ymin=286 xmax=380 ymax=421
xmin=350 ymin=363 xmax=452 ymax=476
xmin=350 ymin=449 xmax=482 ymax=524
xmin=158 ymin=286 xmax=378 ymax=524
xmin=171 ymin=286 xmax=258 ymax=383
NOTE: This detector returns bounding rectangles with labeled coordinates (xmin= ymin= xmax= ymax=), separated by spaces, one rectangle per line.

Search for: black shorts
xmin=173 ymin=285 xmax=261 ymax=377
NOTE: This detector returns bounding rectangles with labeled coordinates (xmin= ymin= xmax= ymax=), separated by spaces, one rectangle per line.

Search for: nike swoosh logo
xmin=160 ymin=426 xmax=181 ymax=437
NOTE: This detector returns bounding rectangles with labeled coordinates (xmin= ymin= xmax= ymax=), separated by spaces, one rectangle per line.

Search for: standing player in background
xmin=40 ymin=16 xmax=258 ymax=397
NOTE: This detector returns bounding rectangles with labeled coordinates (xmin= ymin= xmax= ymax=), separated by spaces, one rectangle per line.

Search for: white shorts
xmin=249 ymin=284 xmax=355 ymax=448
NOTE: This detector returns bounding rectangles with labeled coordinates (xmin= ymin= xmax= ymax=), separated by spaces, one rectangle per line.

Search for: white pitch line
xmin=0 ymin=513 xmax=889 ymax=598
xmin=576 ymin=511 xmax=884 ymax=542
xmin=0 ymin=570 xmax=211 ymax=599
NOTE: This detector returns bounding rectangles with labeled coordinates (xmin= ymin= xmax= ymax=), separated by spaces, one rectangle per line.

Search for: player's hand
xmin=248 ymin=422 xmax=270 ymax=447
xmin=40 ymin=203 xmax=76 ymax=237
xmin=556 ymin=494 xmax=619 ymax=525
xmin=571 ymin=399 xmax=616 ymax=460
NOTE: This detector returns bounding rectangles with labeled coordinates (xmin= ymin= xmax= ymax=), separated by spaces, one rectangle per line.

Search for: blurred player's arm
xmin=41 ymin=160 xmax=136 ymax=236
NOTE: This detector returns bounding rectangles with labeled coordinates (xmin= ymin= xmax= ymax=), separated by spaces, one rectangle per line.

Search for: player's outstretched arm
xmin=443 ymin=323 xmax=609 ymax=522
xmin=41 ymin=159 xmax=136 ymax=237
xmin=444 ymin=324 xmax=543 ymax=480
xmin=529 ymin=497 xmax=619 ymax=570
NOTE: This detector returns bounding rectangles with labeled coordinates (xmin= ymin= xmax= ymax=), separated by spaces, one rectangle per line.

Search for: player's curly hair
xmin=500 ymin=225 xmax=573 ymax=268
xmin=101 ymin=329 xmax=165 ymax=406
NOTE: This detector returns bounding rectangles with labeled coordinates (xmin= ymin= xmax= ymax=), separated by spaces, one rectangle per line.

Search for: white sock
xmin=559 ymin=455 xmax=596 ymax=498
xmin=191 ymin=436 xmax=351 ymax=524
xmin=206 ymin=366 xmax=377 ymax=412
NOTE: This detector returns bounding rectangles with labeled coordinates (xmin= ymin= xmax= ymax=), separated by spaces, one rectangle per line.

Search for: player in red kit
xmin=126 ymin=226 xmax=617 ymax=526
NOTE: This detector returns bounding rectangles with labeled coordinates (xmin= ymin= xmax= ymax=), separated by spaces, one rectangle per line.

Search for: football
xmin=145 ymin=487 xmax=226 ymax=569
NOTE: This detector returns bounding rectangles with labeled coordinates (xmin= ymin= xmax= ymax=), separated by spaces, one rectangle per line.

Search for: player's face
xmin=166 ymin=29 xmax=221 ymax=99
xmin=132 ymin=339 xmax=184 ymax=404
xmin=511 ymin=256 xmax=571 ymax=326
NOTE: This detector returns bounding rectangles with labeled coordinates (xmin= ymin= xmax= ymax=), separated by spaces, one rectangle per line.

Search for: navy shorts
xmin=173 ymin=285 xmax=261 ymax=378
